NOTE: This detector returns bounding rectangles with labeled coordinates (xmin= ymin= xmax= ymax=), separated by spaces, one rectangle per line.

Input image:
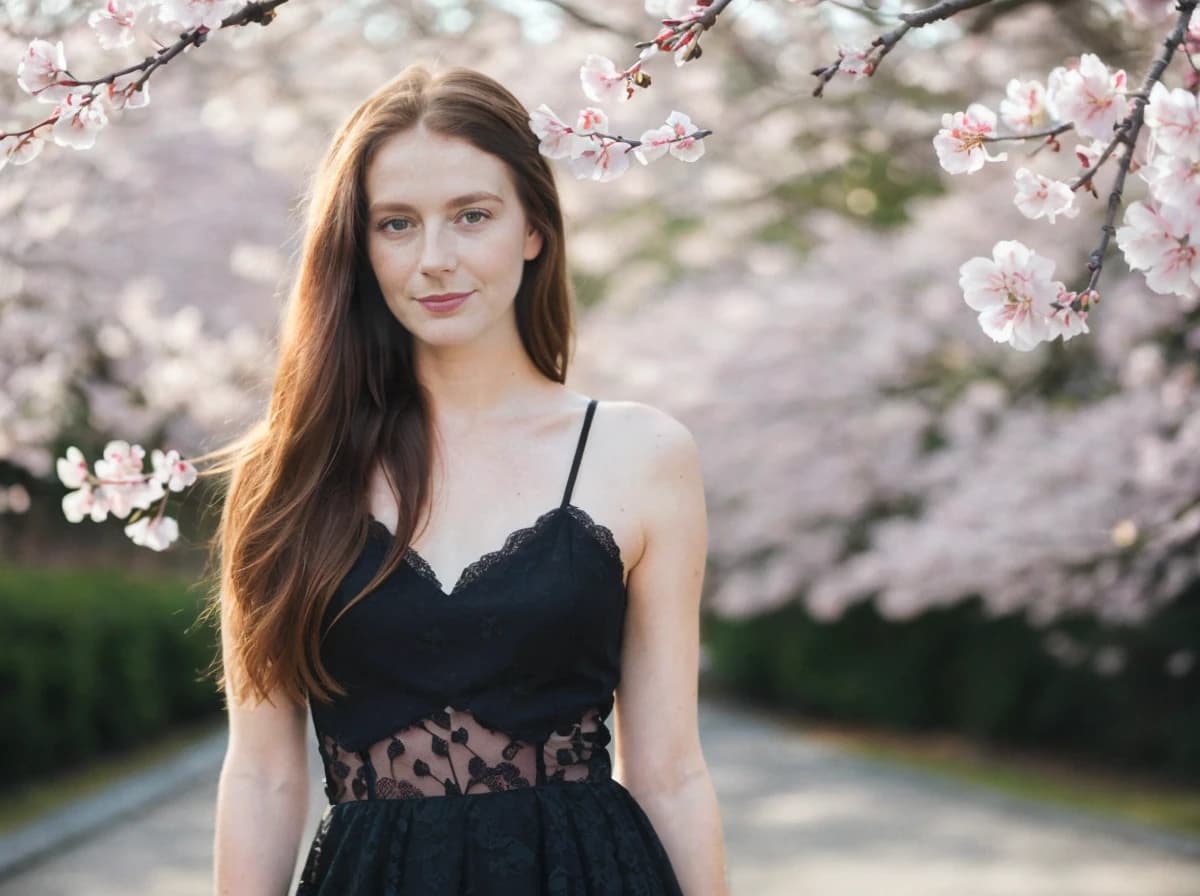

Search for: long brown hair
xmin=192 ymin=62 xmax=575 ymax=712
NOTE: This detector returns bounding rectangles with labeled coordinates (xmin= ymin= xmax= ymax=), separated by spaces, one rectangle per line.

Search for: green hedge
xmin=702 ymin=589 xmax=1200 ymax=782
xmin=0 ymin=564 xmax=221 ymax=790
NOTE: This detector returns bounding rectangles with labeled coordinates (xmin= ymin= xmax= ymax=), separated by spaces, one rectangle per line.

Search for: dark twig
xmin=811 ymin=0 xmax=997 ymax=97
xmin=1077 ymin=0 xmax=1197 ymax=299
xmin=634 ymin=0 xmax=738 ymax=65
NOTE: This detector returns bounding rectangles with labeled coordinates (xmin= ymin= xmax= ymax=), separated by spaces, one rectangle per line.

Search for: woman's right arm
xmin=213 ymin=597 xmax=311 ymax=896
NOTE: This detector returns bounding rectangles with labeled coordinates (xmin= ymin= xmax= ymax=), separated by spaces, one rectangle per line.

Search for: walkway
xmin=2 ymin=695 xmax=1197 ymax=894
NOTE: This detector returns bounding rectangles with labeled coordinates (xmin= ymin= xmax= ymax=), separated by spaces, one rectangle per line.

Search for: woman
xmin=203 ymin=62 xmax=727 ymax=895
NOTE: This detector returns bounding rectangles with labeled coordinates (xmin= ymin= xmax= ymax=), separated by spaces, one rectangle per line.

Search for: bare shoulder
xmin=594 ymin=398 xmax=700 ymax=476
xmin=591 ymin=399 xmax=705 ymax=572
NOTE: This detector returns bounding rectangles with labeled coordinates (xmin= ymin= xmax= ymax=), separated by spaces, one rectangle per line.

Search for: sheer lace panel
xmin=317 ymin=705 xmax=613 ymax=803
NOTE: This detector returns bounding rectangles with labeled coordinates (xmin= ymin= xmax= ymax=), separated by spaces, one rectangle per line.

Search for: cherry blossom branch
xmin=74 ymin=0 xmax=288 ymax=92
xmin=811 ymin=0 xmax=997 ymax=97
xmin=1 ymin=0 xmax=290 ymax=165
xmin=634 ymin=0 xmax=737 ymax=66
xmin=983 ymin=123 xmax=1076 ymax=143
xmin=1078 ymin=0 xmax=1196 ymax=298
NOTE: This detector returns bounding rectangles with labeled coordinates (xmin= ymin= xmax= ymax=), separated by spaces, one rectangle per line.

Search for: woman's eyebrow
xmin=369 ymin=191 xmax=505 ymax=213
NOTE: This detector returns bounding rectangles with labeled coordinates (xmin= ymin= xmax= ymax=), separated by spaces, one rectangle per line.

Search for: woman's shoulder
xmin=590 ymin=398 xmax=699 ymax=477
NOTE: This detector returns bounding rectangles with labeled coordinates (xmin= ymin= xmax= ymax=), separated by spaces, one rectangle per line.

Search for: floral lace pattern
xmin=317 ymin=704 xmax=613 ymax=802
xmin=369 ymin=503 xmax=624 ymax=597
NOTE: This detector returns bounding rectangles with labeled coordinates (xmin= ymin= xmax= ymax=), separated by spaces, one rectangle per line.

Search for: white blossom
xmin=125 ymin=513 xmax=180 ymax=550
xmin=56 ymin=445 xmax=89 ymax=489
xmin=1045 ymin=54 xmax=1128 ymax=143
xmin=151 ymin=448 xmax=198 ymax=491
xmin=0 ymin=134 xmax=46 ymax=172
xmin=528 ymin=104 xmax=585 ymax=160
xmin=88 ymin=0 xmax=146 ymax=50
xmin=999 ymin=78 xmax=1050 ymax=134
xmin=959 ymin=239 xmax=1060 ymax=351
xmin=1012 ymin=167 xmax=1079 ymax=223
xmin=1144 ymin=80 xmax=1200 ymax=161
xmin=51 ymin=93 xmax=109 ymax=151
xmin=933 ymin=104 xmax=1008 ymax=174
xmin=580 ymin=55 xmax=630 ymax=105
xmin=156 ymin=0 xmax=241 ymax=31
xmin=17 ymin=39 xmax=73 ymax=104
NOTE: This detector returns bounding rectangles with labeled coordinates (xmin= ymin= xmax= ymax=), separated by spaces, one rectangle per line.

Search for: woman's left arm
xmin=614 ymin=404 xmax=730 ymax=896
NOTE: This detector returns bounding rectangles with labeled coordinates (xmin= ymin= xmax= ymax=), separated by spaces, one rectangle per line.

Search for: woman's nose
xmin=418 ymin=226 xmax=456 ymax=273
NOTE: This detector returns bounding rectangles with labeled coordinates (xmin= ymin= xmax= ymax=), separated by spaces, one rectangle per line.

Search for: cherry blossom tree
xmin=1 ymin=0 xmax=1197 ymax=676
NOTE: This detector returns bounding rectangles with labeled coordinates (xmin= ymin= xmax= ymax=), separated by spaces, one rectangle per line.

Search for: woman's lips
xmin=416 ymin=291 xmax=472 ymax=313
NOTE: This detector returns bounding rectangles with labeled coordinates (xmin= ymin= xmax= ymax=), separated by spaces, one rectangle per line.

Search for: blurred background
xmin=1 ymin=0 xmax=1198 ymax=893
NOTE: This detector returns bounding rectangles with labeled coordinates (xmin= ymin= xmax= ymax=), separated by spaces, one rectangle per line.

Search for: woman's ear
xmin=524 ymin=226 xmax=544 ymax=261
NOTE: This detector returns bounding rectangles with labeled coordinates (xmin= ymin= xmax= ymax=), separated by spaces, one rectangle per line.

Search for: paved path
xmin=2 ymin=695 xmax=1198 ymax=895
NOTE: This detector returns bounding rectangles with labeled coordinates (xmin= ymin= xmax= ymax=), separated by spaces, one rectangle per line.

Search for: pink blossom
xmin=567 ymin=139 xmax=632 ymax=182
xmin=51 ymin=93 xmax=109 ymax=150
xmin=1046 ymin=54 xmax=1129 ymax=143
xmin=999 ymin=78 xmax=1050 ymax=134
xmin=156 ymin=0 xmax=241 ymax=31
xmin=1074 ymin=138 xmax=1106 ymax=169
xmin=933 ymin=104 xmax=1008 ymax=174
xmin=88 ymin=0 xmax=144 ymax=50
xmin=1115 ymin=199 xmax=1185 ymax=271
xmin=1012 ymin=167 xmax=1079 ymax=223
xmin=1144 ymin=81 xmax=1200 ymax=160
xmin=561 ymin=107 xmax=633 ymax=180
xmin=56 ymin=445 xmax=89 ymax=489
xmin=633 ymin=123 xmax=675 ymax=165
xmin=1116 ymin=200 xmax=1199 ymax=298
xmin=0 ymin=133 xmax=46 ymax=172
xmin=94 ymin=439 xmax=142 ymax=479
xmin=151 ymin=448 xmax=197 ymax=491
xmin=958 ymin=239 xmax=1059 ymax=351
xmin=1141 ymin=150 xmax=1200 ymax=219
xmin=836 ymin=46 xmax=874 ymax=80
xmin=1046 ymin=285 xmax=1092 ymax=342
xmin=574 ymin=107 xmax=608 ymax=134
xmin=634 ymin=110 xmax=706 ymax=166
xmin=17 ymin=39 xmax=73 ymax=105
xmin=62 ymin=482 xmax=111 ymax=523
xmin=102 ymin=73 xmax=151 ymax=112
xmin=580 ymin=55 xmax=632 ymax=104
xmin=124 ymin=514 xmax=180 ymax=551
xmin=528 ymin=104 xmax=583 ymax=159
xmin=1144 ymin=239 xmax=1200 ymax=297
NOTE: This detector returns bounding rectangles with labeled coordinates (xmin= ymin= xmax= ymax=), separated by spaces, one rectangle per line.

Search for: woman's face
xmin=363 ymin=123 xmax=544 ymax=344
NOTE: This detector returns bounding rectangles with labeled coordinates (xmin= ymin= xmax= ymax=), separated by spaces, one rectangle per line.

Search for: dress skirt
xmin=295 ymin=777 xmax=684 ymax=895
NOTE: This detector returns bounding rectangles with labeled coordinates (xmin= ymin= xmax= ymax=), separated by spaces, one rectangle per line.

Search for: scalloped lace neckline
xmin=366 ymin=503 xmax=625 ymax=598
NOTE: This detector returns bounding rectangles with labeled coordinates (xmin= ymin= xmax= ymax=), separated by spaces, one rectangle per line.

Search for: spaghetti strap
xmin=561 ymin=398 xmax=598 ymax=508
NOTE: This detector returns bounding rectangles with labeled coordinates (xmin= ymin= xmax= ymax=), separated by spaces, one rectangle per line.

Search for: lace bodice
xmin=371 ymin=502 xmax=622 ymax=598
xmin=310 ymin=399 xmax=628 ymax=804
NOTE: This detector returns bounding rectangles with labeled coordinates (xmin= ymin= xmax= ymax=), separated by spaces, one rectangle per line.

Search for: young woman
xmin=204 ymin=62 xmax=728 ymax=895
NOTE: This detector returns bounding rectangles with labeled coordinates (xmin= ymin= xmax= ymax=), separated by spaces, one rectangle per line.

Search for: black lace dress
xmin=296 ymin=399 xmax=684 ymax=895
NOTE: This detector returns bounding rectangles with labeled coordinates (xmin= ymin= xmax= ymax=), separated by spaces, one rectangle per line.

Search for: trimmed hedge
xmin=0 ymin=564 xmax=221 ymax=790
xmin=702 ymin=590 xmax=1200 ymax=782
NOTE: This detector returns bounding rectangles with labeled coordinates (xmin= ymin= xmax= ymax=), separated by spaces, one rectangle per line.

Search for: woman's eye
xmin=378 ymin=210 xmax=489 ymax=232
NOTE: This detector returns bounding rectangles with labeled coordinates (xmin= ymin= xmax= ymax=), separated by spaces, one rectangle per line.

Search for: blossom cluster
xmin=57 ymin=441 xmax=197 ymax=550
xmin=928 ymin=35 xmax=1200 ymax=353
xmin=2 ymin=0 xmax=244 ymax=169
xmin=526 ymin=0 xmax=718 ymax=182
